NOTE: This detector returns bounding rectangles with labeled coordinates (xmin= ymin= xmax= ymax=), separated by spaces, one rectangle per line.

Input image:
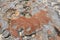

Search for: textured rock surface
xmin=0 ymin=0 xmax=60 ymax=40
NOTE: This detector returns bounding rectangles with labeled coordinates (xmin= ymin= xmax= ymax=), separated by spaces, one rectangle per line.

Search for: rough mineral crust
xmin=0 ymin=0 xmax=60 ymax=40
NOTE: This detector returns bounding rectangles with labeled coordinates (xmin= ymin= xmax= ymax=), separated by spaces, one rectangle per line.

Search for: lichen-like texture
xmin=0 ymin=0 xmax=60 ymax=40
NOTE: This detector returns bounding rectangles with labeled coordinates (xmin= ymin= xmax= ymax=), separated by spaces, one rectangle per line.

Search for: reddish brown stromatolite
xmin=6 ymin=10 xmax=51 ymax=40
